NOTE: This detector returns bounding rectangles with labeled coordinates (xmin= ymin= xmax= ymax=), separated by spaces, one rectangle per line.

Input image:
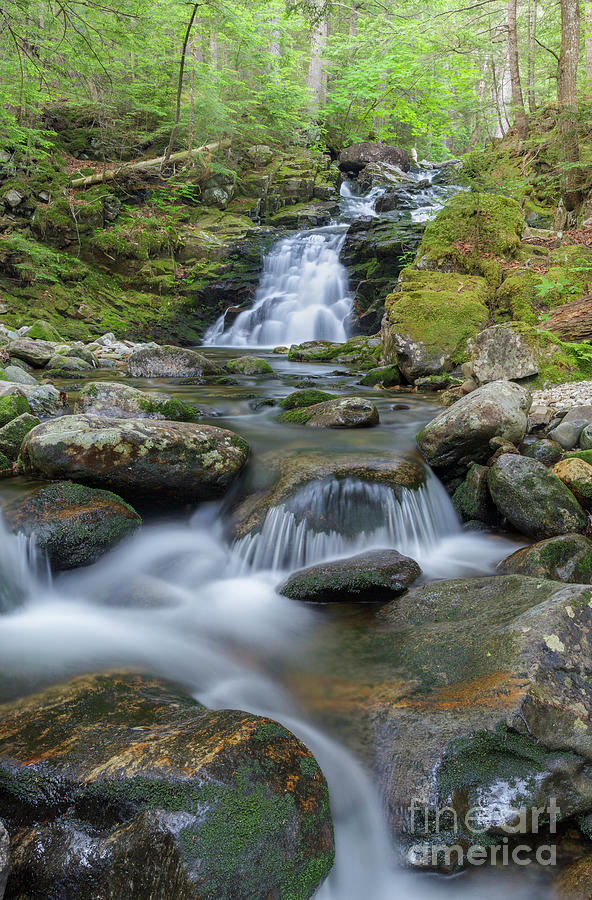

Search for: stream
xmin=0 ymin=172 xmax=555 ymax=898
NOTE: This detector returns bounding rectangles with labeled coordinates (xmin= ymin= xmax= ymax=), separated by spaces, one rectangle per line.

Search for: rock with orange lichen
xmin=0 ymin=671 xmax=334 ymax=899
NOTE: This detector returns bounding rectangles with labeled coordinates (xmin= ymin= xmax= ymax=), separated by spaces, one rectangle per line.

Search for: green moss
xmin=566 ymin=450 xmax=592 ymax=465
xmin=279 ymin=389 xmax=336 ymax=410
xmin=419 ymin=192 xmax=524 ymax=283
xmin=494 ymin=271 xmax=541 ymax=324
xmin=27 ymin=320 xmax=62 ymax=341
xmin=0 ymin=393 xmax=30 ymax=427
xmin=277 ymin=407 xmax=317 ymax=424
xmin=385 ymin=269 xmax=489 ymax=364
xmin=225 ymin=356 xmax=273 ymax=375
xmin=0 ymin=450 xmax=12 ymax=474
xmin=287 ymin=336 xmax=381 ymax=370
xmin=136 ymin=396 xmax=199 ymax=423
xmin=359 ymin=365 xmax=402 ymax=387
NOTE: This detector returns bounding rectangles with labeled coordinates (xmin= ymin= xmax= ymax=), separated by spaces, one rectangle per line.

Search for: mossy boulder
xmin=417 ymin=192 xmax=524 ymax=281
xmin=382 ymin=270 xmax=489 ymax=380
xmin=26 ymin=319 xmax=62 ymax=342
xmin=0 ymin=413 xmax=41 ymax=461
xmin=2 ymin=481 xmax=141 ymax=569
xmin=0 ymin=671 xmax=334 ymax=899
xmin=522 ymin=439 xmax=564 ymax=466
xmin=279 ymin=549 xmax=421 ymax=602
xmin=19 ymin=415 xmax=249 ymax=503
xmin=306 ymin=575 xmax=592 ymax=869
xmin=359 ymin=365 xmax=402 ymax=387
xmin=127 ymin=345 xmax=222 ymax=378
xmin=46 ymin=353 xmax=91 ymax=372
xmin=0 ymin=386 xmax=30 ymax=427
xmin=416 ymin=381 xmax=529 ymax=474
xmin=278 ymin=397 xmax=379 ymax=428
xmin=12 ymin=382 xmax=61 ymax=417
xmin=487 ymin=453 xmax=587 ymax=538
xmin=499 ymin=534 xmax=592 ymax=583
xmin=451 ymin=462 xmax=497 ymax=524
xmin=279 ymin=389 xmax=337 ymax=410
xmin=6 ymin=338 xmax=56 ymax=367
xmin=74 ymin=382 xmax=200 ymax=422
xmin=287 ymin=336 xmax=381 ymax=370
xmin=552 ymin=457 xmax=592 ymax=508
xmin=225 ymin=356 xmax=273 ymax=375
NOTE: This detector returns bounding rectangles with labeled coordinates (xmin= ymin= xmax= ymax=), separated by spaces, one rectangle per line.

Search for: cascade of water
xmin=0 ymin=515 xmax=49 ymax=614
xmin=233 ymin=473 xmax=518 ymax=578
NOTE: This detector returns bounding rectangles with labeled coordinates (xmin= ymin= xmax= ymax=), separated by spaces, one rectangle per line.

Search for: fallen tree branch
xmin=70 ymin=139 xmax=231 ymax=187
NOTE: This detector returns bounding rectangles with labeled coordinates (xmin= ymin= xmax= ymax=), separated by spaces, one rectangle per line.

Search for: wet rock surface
xmin=127 ymin=345 xmax=222 ymax=378
xmin=0 ymin=671 xmax=334 ymax=900
xmin=499 ymin=534 xmax=592 ymax=583
xmin=278 ymin=396 xmax=379 ymax=428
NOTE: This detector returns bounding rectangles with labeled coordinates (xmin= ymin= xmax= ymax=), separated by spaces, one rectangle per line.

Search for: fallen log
xmin=70 ymin=139 xmax=231 ymax=188
xmin=545 ymin=294 xmax=592 ymax=342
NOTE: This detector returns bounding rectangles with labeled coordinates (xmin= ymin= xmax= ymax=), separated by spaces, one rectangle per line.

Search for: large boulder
xmin=2 ymin=481 xmax=141 ymax=570
xmin=127 ymin=345 xmax=221 ymax=378
xmin=4 ymin=365 xmax=38 ymax=385
xmin=301 ymin=575 xmax=592 ymax=869
xmin=278 ymin=397 xmax=379 ymax=428
xmin=19 ymin=415 xmax=249 ymax=503
xmin=279 ymin=549 xmax=421 ymax=602
xmin=225 ymin=355 xmax=273 ymax=375
xmin=0 ymin=672 xmax=334 ymax=899
xmin=499 ymin=533 xmax=592 ymax=583
xmin=381 ymin=270 xmax=489 ymax=380
xmin=469 ymin=325 xmax=539 ymax=384
xmin=6 ymin=338 xmax=55 ymax=367
xmin=487 ymin=453 xmax=587 ymax=538
xmin=416 ymin=381 xmax=530 ymax=474
xmin=16 ymin=382 xmax=61 ymax=417
xmin=338 ymin=141 xmax=410 ymax=174
xmin=74 ymin=382 xmax=200 ymax=422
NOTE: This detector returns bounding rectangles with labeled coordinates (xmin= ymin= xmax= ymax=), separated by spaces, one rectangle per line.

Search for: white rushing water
xmin=0 ymin=475 xmax=527 ymax=900
xmin=204 ymin=182 xmax=385 ymax=348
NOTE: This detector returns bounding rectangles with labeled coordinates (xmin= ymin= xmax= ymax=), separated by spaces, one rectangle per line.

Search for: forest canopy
xmin=2 ymin=0 xmax=591 ymax=165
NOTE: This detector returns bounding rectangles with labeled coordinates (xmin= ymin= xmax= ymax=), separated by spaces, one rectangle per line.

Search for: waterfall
xmin=233 ymin=473 xmax=518 ymax=578
xmin=204 ymin=183 xmax=385 ymax=348
xmin=0 ymin=515 xmax=50 ymax=613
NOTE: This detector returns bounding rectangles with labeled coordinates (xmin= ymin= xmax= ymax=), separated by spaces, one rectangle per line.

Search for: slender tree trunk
xmin=527 ymin=0 xmax=537 ymax=112
xmin=507 ymin=0 xmax=528 ymax=136
xmin=558 ymin=0 xmax=582 ymax=211
xmin=349 ymin=5 xmax=358 ymax=36
xmin=585 ymin=1 xmax=592 ymax=83
xmin=491 ymin=59 xmax=507 ymax=137
xmin=164 ymin=2 xmax=201 ymax=165
xmin=307 ymin=1 xmax=329 ymax=111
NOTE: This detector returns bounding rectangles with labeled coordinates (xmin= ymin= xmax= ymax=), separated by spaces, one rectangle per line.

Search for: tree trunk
xmin=307 ymin=2 xmax=329 ymax=111
xmin=585 ymin=1 xmax=592 ymax=83
xmin=527 ymin=0 xmax=537 ymax=112
xmin=507 ymin=0 xmax=528 ymax=136
xmin=163 ymin=2 xmax=200 ymax=164
xmin=558 ymin=0 xmax=582 ymax=211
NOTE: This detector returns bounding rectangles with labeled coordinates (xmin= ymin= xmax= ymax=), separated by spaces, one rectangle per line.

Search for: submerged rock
xmin=2 ymin=481 xmax=141 ymax=569
xmin=0 ymin=671 xmax=334 ymax=900
xmin=19 ymin=415 xmax=249 ymax=503
xmin=499 ymin=533 xmax=592 ymax=583
xmin=278 ymin=396 xmax=379 ymax=428
xmin=279 ymin=549 xmax=421 ymax=602
xmin=279 ymin=389 xmax=337 ymax=410
xmin=305 ymin=575 xmax=592 ymax=870
xmin=74 ymin=382 xmax=200 ymax=422
xmin=225 ymin=355 xmax=273 ymax=375
xmin=127 ymin=345 xmax=221 ymax=378
xmin=487 ymin=453 xmax=587 ymax=538
xmin=416 ymin=381 xmax=529 ymax=474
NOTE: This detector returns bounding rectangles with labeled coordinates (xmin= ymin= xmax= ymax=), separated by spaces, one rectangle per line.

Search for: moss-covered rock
xmin=0 ymin=389 xmax=30 ymax=427
xmin=522 ymin=439 xmax=564 ymax=466
xmin=26 ymin=319 xmax=62 ymax=342
xmin=487 ymin=453 xmax=587 ymax=538
xmin=19 ymin=415 xmax=249 ymax=503
xmin=0 ymin=413 xmax=41 ymax=461
xmin=2 ymin=481 xmax=141 ymax=569
xmin=499 ymin=533 xmax=592 ymax=583
xmin=552 ymin=457 xmax=592 ymax=508
xmin=417 ymin=192 xmax=524 ymax=281
xmin=451 ymin=463 xmax=497 ymax=524
xmin=279 ymin=389 xmax=337 ymax=410
xmin=279 ymin=549 xmax=421 ymax=602
xmin=225 ymin=355 xmax=273 ymax=375
xmin=74 ymin=382 xmax=200 ymax=422
xmin=382 ymin=270 xmax=489 ymax=379
xmin=0 ymin=671 xmax=334 ymax=899
xmin=359 ymin=365 xmax=402 ymax=387
xmin=416 ymin=381 xmax=530 ymax=474
xmin=278 ymin=397 xmax=379 ymax=428
xmin=6 ymin=338 xmax=56 ymax=368
xmin=127 ymin=345 xmax=222 ymax=378
xmin=287 ymin=336 xmax=381 ymax=370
